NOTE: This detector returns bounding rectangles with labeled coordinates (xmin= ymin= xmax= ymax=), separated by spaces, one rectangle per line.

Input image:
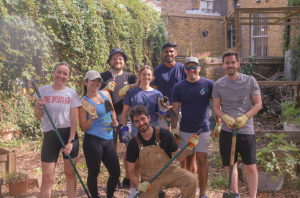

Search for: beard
xmin=164 ymin=56 xmax=175 ymax=63
xmin=138 ymin=123 xmax=150 ymax=133
xmin=227 ymin=67 xmax=237 ymax=76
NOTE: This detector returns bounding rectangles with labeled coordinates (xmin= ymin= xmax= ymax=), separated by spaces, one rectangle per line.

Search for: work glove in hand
xmin=158 ymin=97 xmax=170 ymax=116
xmin=221 ymin=114 xmax=235 ymax=129
xmin=187 ymin=134 xmax=198 ymax=150
xmin=104 ymin=81 xmax=116 ymax=92
xmin=235 ymin=114 xmax=249 ymax=129
xmin=214 ymin=122 xmax=222 ymax=137
xmin=137 ymin=181 xmax=152 ymax=193
xmin=122 ymin=126 xmax=132 ymax=143
xmin=171 ymin=128 xmax=177 ymax=137
xmin=82 ymin=100 xmax=98 ymax=120
xmin=118 ymin=85 xmax=131 ymax=97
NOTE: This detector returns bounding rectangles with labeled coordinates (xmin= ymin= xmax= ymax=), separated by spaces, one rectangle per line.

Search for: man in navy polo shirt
xmin=171 ymin=57 xmax=219 ymax=198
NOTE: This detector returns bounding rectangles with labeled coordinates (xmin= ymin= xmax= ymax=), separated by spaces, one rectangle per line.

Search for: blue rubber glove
xmin=122 ymin=126 xmax=132 ymax=143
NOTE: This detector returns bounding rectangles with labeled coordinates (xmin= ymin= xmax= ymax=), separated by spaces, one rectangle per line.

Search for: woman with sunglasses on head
xmin=121 ymin=65 xmax=169 ymax=198
xmin=78 ymin=70 xmax=120 ymax=198
xmin=34 ymin=62 xmax=81 ymax=198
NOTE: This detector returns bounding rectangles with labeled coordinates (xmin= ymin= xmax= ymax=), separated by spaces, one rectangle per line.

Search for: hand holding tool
xmin=222 ymin=114 xmax=235 ymax=129
xmin=105 ymin=81 xmax=116 ymax=92
xmin=122 ymin=126 xmax=133 ymax=143
xmin=235 ymin=114 xmax=248 ymax=129
xmin=214 ymin=122 xmax=222 ymax=137
xmin=187 ymin=134 xmax=198 ymax=150
xmin=222 ymin=129 xmax=239 ymax=198
xmin=159 ymin=96 xmax=177 ymax=119
xmin=82 ymin=99 xmax=98 ymax=120
xmin=32 ymin=81 xmax=93 ymax=198
xmin=137 ymin=181 xmax=152 ymax=193
xmin=133 ymin=128 xmax=203 ymax=198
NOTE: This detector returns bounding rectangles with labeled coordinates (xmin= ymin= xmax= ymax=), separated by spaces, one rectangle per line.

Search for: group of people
xmin=34 ymin=42 xmax=262 ymax=198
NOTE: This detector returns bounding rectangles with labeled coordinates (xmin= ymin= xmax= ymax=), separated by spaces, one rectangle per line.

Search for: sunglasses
xmin=184 ymin=65 xmax=199 ymax=71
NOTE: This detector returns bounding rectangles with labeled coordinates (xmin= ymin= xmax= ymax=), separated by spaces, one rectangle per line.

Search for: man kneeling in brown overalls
xmin=126 ymin=105 xmax=199 ymax=198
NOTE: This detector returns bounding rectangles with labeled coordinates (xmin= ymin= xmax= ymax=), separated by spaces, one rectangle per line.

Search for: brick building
xmin=145 ymin=0 xmax=161 ymax=9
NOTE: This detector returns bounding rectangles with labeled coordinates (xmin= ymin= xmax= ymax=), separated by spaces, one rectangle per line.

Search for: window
xmin=251 ymin=14 xmax=269 ymax=57
xmin=227 ymin=25 xmax=236 ymax=49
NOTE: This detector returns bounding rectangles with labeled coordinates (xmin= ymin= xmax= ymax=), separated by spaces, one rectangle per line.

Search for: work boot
xmin=158 ymin=190 xmax=165 ymax=198
xmin=199 ymin=194 xmax=209 ymax=198
xmin=122 ymin=177 xmax=131 ymax=188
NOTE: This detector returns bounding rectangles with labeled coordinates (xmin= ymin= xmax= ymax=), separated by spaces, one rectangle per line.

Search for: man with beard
xmin=150 ymin=42 xmax=187 ymax=166
xmin=212 ymin=50 xmax=262 ymax=198
xmin=171 ymin=57 xmax=216 ymax=198
xmin=126 ymin=105 xmax=199 ymax=198
xmin=100 ymin=48 xmax=138 ymax=188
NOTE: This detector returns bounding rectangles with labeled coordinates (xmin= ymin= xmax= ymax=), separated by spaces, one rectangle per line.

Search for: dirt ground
xmin=1 ymin=132 xmax=300 ymax=198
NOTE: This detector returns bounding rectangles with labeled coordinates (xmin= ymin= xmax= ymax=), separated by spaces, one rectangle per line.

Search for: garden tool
xmin=32 ymin=81 xmax=93 ymax=198
xmin=133 ymin=128 xmax=203 ymax=198
xmin=164 ymin=117 xmax=182 ymax=141
xmin=104 ymin=100 xmax=114 ymax=113
xmin=107 ymin=67 xmax=117 ymax=92
xmin=159 ymin=96 xmax=177 ymax=119
xmin=222 ymin=128 xmax=239 ymax=198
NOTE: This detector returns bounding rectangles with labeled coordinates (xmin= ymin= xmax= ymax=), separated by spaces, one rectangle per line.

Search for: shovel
xmin=32 ymin=81 xmax=93 ymax=198
xmin=223 ymin=128 xmax=239 ymax=198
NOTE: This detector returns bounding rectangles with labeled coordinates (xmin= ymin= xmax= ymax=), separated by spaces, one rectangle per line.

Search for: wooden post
xmin=297 ymin=83 xmax=300 ymax=108
xmin=8 ymin=151 xmax=16 ymax=173
xmin=224 ymin=16 xmax=228 ymax=52
xmin=235 ymin=11 xmax=240 ymax=56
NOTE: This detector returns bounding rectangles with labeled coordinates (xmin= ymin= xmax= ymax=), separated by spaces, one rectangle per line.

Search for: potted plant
xmin=280 ymin=100 xmax=300 ymax=130
xmin=3 ymin=170 xmax=29 ymax=196
xmin=0 ymin=122 xmax=20 ymax=142
xmin=238 ymin=133 xmax=300 ymax=191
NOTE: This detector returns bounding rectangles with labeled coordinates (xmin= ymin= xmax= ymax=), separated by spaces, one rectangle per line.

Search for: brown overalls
xmin=134 ymin=127 xmax=198 ymax=198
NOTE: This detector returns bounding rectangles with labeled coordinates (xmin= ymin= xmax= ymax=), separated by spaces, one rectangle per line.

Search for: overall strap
xmin=134 ymin=134 xmax=144 ymax=150
xmin=155 ymin=127 xmax=161 ymax=145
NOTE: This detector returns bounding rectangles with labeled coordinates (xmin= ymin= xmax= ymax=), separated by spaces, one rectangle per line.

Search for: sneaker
xmin=158 ymin=190 xmax=165 ymax=198
xmin=122 ymin=177 xmax=131 ymax=188
xmin=199 ymin=194 xmax=209 ymax=198
xmin=235 ymin=194 xmax=240 ymax=198
xmin=196 ymin=188 xmax=200 ymax=196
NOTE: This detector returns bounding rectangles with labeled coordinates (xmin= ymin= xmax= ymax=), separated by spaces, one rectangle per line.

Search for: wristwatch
xmin=68 ymin=139 xmax=75 ymax=144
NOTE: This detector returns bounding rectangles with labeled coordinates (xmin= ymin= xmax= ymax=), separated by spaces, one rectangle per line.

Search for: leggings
xmin=83 ymin=133 xmax=120 ymax=198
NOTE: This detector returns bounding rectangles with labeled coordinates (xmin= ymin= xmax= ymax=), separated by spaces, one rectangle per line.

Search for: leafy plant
xmin=0 ymin=122 xmax=19 ymax=131
xmin=2 ymin=170 xmax=29 ymax=183
xmin=280 ymin=99 xmax=300 ymax=125
xmin=240 ymin=54 xmax=256 ymax=76
xmin=256 ymin=133 xmax=300 ymax=180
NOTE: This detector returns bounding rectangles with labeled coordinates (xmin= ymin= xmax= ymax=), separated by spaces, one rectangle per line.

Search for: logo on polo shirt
xmin=200 ymin=88 xmax=205 ymax=95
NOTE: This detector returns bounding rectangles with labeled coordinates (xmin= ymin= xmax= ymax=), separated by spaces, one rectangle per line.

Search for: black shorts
xmin=219 ymin=130 xmax=256 ymax=166
xmin=41 ymin=127 xmax=79 ymax=163
xmin=113 ymin=124 xmax=124 ymax=145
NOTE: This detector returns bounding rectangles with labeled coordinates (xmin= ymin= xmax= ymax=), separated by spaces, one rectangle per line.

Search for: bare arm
xmin=128 ymin=82 xmax=139 ymax=89
xmin=69 ymin=107 xmax=78 ymax=140
xmin=171 ymin=102 xmax=180 ymax=129
xmin=78 ymin=102 xmax=94 ymax=132
xmin=212 ymin=98 xmax=222 ymax=123
xmin=212 ymin=97 xmax=224 ymax=118
xmin=245 ymin=95 xmax=262 ymax=119
xmin=126 ymin=161 xmax=140 ymax=187
xmin=171 ymin=148 xmax=190 ymax=162
xmin=122 ymin=104 xmax=130 ymax=126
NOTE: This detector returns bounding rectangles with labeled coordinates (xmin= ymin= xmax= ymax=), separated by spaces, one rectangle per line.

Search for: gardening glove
xmin=171 ymin=128 xmax=177 ymax=137
xmin=137 ymin=181 xmax=152 ymax=193
xmin=221 ymin=114 xmax=235 ymax=129
xmin=82 ymin=100 xmax=98 ymax=120
xmin=187 ymin=134 xmax=198 ymax=150
xmin=104 ymin=81 xmax=117 ymax=92
xmin=122 ymin=126 xmax=133 ymax=143
xmin=118 ymin=85 xmax=131 ymax=97
xmin=158 ymin=97 xmax=170 ymax=116
xmin=214 ymin=122 xmax=222 ymax=137
xmin=235 ymin=114 xmax=249 ymax=129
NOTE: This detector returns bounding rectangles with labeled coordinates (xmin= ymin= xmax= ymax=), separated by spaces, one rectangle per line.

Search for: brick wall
xmin=165 ymin=14 xmax=224 ymax=57
xmin=227 ymin=0 xmax=287 ymax=58
xmin=162 ymin=0 xmax=198 ymax=13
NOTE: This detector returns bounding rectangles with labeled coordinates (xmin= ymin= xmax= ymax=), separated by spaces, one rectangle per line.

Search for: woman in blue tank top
xmin=78 ymin=70 xmax=120 ymax=198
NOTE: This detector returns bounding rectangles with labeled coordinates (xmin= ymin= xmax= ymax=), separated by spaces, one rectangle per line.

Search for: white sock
xmin=130 ymin=188 xmax=137 ymax=194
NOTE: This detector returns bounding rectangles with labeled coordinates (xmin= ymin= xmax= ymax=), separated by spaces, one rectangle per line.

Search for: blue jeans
xmin=131 ymin=121 xmax=159 ymax=136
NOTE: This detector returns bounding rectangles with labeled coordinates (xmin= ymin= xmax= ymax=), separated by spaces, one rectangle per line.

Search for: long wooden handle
xmin=230 ymin=136 xmax=237 ymax=165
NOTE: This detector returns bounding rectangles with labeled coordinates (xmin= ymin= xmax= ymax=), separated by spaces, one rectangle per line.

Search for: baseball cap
xmin=162 ymin=42 xmax=177 ymax=51
xmin=184 ymin=56 xmax=200 ymax=66
xmin=85 ymin=70 xmax=102 ymax=80
xmin=107 ymin=48 xmax=128 ymax=64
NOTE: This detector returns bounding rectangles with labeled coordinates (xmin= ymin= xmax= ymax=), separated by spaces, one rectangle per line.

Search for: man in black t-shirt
xmin=126 ymin=105 xmax=198 ymax=198
xmin=100 ymin=48 xmax=138 ymax=188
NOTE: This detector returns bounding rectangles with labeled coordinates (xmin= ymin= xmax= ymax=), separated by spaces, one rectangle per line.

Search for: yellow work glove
xmin=221 ymin=114 xmax=235 ymax=129
xmin=171 ymin=128 xmax=177 ymax=137
xmin=137 ymin=181 xmax=152 ymax=193
xmin=104 ymin=81 xmax=116 ymax=92
xmin=187 ymin=134 xmax=198 ymax=150
xmin=118 ymin=85 xmax=131 ymax=97
xmin=214 ymin=122 xmax=222 ymax=137
xmin=235 ymin=114 xmax=249 ymax=129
